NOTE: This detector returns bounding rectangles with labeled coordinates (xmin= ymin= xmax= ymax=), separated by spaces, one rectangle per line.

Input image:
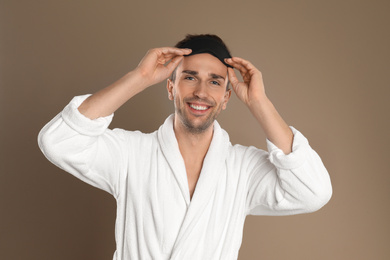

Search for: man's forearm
xmin=248 ymin=96 xmax=294 ymax=154
xmin=77 ymin=70 xmax=147 ymax=120
xmin=77 ymin=47 xmax=189 ymax=120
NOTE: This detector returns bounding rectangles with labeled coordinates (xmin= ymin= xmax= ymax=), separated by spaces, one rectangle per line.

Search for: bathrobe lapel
xmin=157 ymin=114 xmax=230 ymax=258
xmin=157 ymin=115 xmax=191 ymax=205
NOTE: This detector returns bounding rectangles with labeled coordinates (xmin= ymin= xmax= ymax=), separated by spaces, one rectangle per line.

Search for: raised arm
xmin=225 ymin=57 xmax=332 ymax=215
xmin=38 ymin=47 xmax=191 ymax=196
xmin=78 ymin=47 xmax=191 ymax=119
xmin=225 ymin=57 xmax=293 ymax=154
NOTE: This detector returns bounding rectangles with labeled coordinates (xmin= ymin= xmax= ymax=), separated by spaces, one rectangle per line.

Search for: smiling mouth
xmin=188 ymin=103 xmax=210 ymax=111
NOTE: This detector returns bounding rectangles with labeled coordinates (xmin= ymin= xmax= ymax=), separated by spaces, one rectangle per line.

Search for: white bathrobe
xmin=38 ymin=94 xmax=332 ymax=260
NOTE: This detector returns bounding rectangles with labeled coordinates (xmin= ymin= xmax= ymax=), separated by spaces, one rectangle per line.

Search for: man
xmin=38 ymin=34 xmax=332 ymax=260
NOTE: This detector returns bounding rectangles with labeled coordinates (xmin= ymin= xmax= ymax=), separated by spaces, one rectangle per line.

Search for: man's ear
xmin=222 ymin=89 xmax=232 ymax=110
xmin=167 ymin=79 xmax=174 ymax=100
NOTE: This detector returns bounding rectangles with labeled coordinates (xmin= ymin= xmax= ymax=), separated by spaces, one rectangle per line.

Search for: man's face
xmin=167 ymin=53 xmax=231 ymax=134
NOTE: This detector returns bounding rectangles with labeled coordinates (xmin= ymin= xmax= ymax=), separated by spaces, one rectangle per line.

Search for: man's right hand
xmin=135 ymin=47 xmax=192 ymax=88
xmin=77 ymin=47 xmax=191 ymax=119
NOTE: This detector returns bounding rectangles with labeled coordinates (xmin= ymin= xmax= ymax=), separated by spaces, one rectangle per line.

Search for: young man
xmin=38 ymin=34 xmax=332 ymax=260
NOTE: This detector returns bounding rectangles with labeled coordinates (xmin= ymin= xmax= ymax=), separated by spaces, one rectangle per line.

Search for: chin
xmin=174 ymin=101 xmax=223 ymax=134
xmin=186 ymin=112 xmax=220 ymax=133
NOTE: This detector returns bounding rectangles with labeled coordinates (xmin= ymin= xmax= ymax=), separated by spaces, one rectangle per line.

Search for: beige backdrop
xmin=1 ymin=0 xmax=389 ymax=259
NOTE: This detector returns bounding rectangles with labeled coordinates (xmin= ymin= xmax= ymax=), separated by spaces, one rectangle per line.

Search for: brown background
xmin=1 ymin=0 xmax=389 ymax=259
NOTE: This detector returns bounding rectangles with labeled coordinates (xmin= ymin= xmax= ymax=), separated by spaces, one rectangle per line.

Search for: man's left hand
xmin=225 ymin=57 xmax=267 ymax=107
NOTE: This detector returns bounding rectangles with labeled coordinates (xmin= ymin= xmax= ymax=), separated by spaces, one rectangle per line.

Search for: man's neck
xmin=173 ymin=117 xmax=214 ymax=163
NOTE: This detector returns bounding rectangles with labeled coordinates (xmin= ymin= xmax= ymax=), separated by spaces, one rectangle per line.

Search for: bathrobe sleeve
xmin=245 ymin=126 xmax=332 ymax=216
xmin=38 ymin=95 xmax=128 ymax=198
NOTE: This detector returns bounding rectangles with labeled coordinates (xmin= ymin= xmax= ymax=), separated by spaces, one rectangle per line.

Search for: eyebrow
xmin=182 ymin=70 xmax=225 ymax=81
xmin=210 ymin=73 xmax=225 ymax=81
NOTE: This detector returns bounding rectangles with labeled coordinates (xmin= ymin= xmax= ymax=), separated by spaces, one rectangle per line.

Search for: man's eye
xmin=185 ymin=76 xmax=195 ymax=80
xmin=211 ymin=81 xmax=220 ymax=85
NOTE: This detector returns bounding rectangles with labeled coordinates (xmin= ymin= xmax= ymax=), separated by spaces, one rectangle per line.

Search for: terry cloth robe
xmin=38 ymin=94 xmax=332 ymax=260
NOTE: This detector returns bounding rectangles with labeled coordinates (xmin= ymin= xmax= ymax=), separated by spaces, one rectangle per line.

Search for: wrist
xmin=125 ymin=69 xmax=151 ymax=91
xmin=247 ymin=95 xmax=270 ymax=111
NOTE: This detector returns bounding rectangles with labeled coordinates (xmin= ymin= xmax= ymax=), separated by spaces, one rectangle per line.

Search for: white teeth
xmin=189 ymin=104 xmax=208 ymax=111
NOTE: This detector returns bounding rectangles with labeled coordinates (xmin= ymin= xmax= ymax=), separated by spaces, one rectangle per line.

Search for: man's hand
xmin=77 ymin=47 xmax=191 ymax=120
xmin=135 ymin=47 xmax=192 ymax=88
xmin=225 ymin=57 xmax=267 ymax=107
xmin=225 ymin=56 xmax=293 ymax=154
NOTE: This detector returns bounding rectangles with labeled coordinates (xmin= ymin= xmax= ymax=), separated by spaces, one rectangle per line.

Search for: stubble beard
xmin=174 ymin=96 xmax=223 ymax=135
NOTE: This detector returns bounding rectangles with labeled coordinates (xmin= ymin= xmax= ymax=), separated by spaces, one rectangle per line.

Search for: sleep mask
xmin=180 ymin=36 xmax=233 ymax=68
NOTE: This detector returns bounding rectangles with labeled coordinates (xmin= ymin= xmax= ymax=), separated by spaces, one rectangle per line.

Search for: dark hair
xmin=170 ymin=34 xmax=231 ymax=90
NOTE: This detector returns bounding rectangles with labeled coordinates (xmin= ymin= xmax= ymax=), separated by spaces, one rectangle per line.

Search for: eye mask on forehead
xmin=180 ymin=37 xmax=233 ymax=68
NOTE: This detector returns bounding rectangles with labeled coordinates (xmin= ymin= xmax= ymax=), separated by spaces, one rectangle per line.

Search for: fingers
xmin=225 ymin=57 xmax=245 ymax=71
xmin=225 ymin=57 xmax=259 ymax=76
xmin=153 ymin=47 xmax=191 ymax=67
xmin=225 ymin=57 xmax=255 ymax=69
xmin=165 ymin=55 xmax=184 ymax=72
xmin=227 ymin=67 xmax=239 ymax=86
xmin=158 ymin=47 xmax=192 ymax=57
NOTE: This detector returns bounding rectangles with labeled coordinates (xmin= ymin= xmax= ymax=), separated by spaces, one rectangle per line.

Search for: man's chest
xmin=185 ymin=162 xmax=202 ymax=200
xmin=123 ymin=160 xmax=246 ymax=254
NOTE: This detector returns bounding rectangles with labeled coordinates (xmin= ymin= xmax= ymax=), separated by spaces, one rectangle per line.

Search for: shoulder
xmin=229 ymin=143 xmax=268 ymax=158
xmin=112 ymin=127 xmax=158 ymax=139
xmin=110 ymin=127 xmax=159 ymax=149
xmin=217 ymin=123 xmax=269 ymax=163
xmin=227 ymin=143 xmax=270 ymax=168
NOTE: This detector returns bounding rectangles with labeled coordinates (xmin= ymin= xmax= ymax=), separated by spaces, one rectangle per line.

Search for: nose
xmin=193 ymin=81 xmax=208 ymax=99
